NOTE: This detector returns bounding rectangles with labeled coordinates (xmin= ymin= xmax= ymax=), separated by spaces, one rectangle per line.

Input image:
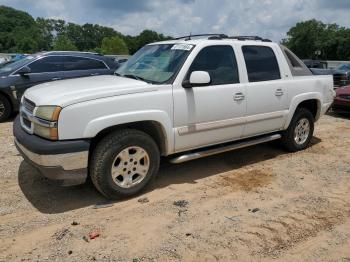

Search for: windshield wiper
xmin=114 ymin=72 xmax=153 ymax=84
xmin=124 ymin=74 xmax=144 ymax=81
xmin=123 ymin=74 xmax=152 ymax=84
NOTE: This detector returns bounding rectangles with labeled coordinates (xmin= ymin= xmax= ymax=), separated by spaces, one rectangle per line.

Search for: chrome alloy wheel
xmin=0 ymin=100 xmax=4 ymax=118
xmin=111 ymin=146 xmax=150 ymax=188
xmin=294 ymin=118 xmax=310 ymax=145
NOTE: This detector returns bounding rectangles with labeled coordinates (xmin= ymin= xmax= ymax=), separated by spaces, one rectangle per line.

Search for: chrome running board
xmin=170 ymin=134 xmax=281 ymax=164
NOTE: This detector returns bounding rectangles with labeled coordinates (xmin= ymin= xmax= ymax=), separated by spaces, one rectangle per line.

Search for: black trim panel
xmin=13 ymin=116 xmax=90 ymax=155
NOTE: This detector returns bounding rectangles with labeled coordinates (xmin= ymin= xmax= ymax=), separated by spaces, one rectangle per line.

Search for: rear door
xmin=241 ymin=45 xmax=289 ymax=137
xmin=60 ymin=56 xmax=111 ymax=79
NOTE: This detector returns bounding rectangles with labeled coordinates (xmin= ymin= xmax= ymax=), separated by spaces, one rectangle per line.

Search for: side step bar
xmin=170 ymin=134 xmax=281 ymax=164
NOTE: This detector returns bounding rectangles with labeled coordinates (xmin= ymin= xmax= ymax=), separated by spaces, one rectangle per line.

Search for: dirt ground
xmin=0 ymin=113 xmax=349 ymax=262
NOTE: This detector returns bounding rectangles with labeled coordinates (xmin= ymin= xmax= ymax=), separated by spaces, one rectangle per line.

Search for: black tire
xmin=0 ymin=94 xmax=12 ymax=123
xmin=90 ymin=129 xmax=160 ymax=199
xmin=281 ymin=108 xmax=314 ymax=152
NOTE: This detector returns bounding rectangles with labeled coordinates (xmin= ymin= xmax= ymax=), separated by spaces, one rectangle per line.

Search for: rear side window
xmin=29 ymin=56 xmax=65 ymax=73
xmin=62 ymin=56 xmax=107 ymax=71
xmin=188 ymin=45 xmax=239 ymax=85
xmin=242 ymin=46 xmax=280 ymax=82
xmin=284 ymin=49 xmax=302 ymax=68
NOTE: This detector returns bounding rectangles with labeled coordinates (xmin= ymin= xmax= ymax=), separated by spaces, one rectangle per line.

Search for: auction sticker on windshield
xmin=171 ymin=44 xmax=193 ymax=51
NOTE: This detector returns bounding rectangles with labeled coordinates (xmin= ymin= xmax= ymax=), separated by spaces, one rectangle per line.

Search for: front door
xmin=173 ymin=45 xmax=247 ymax=152
xmin=13 ymin=56 xmax=66 ymax=100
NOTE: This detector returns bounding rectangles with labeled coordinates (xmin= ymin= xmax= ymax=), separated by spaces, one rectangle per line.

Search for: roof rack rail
xmin=174 ymin=34 xmax=228 ymax=40
xmin=44 ymin=51 xmax=101 ymax=55
xmin=229 ymin=36 xmax=272 ymax=42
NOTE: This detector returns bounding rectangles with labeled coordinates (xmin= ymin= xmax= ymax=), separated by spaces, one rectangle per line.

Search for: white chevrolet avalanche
xmin=14 ymin=35 xmax=335 ymax=199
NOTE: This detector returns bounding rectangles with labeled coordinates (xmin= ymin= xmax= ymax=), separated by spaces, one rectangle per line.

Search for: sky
xmin=1 ymin=0 xmax=350 ymax=41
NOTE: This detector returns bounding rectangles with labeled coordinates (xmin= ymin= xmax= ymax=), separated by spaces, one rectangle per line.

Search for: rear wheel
xmin=90 ymin=129 xmax=160 ymax=199
xmin=281 ymin=108 xmax=314 ymax=152
xmin=0 ymin=94 xmax=12 ymax=122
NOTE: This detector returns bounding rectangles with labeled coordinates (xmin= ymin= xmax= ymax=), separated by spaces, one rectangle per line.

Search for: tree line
xmin=282 ymin=19 xmax=350 ymax=60
xmin=1 ymin=5 xmax=350 ymax=59
xmin=0 ymin=5 xmax=171 ymax=55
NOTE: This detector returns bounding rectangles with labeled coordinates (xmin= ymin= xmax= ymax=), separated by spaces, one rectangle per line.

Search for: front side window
xmin=62 ymin=56 xmax=107 ymax=71
xmin=116 ymin=44 xmax=194 ymax=84
xmin=28 ymin=56 xmax=65 ymax=73
xmin=242 ymin=46 xmax=281 ymax=82
xmin=187 ymin=45 xmax=239 ymax=85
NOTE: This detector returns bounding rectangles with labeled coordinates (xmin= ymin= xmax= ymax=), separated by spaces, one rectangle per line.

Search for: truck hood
xmin=24 ymin=75 xmax=157 ymax=107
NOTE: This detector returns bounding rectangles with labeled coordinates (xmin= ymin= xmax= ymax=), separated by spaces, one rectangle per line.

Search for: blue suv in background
xmin=0 ymin=51 xmax=119 ymax=122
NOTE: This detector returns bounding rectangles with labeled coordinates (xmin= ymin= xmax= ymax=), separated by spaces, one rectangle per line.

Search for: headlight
xmin=35 ymin=106 xmax=62 ymax=121
xmin=33 ymin=106 xmax=62 ymax=140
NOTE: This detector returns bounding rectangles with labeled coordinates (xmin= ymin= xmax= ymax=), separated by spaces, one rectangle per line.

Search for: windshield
xmin=0 ymin=56 xmax=36 ymax=74
xmin=116 ymin=43 xmax=194 ymax=84
xmin=337 ymin=64 xmax=350 ymax=71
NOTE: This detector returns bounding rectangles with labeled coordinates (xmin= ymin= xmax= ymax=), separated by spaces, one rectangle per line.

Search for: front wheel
xmin=281 ymin=108 xmax=314 ymax=152
xmin=90 ymin=129 xmax=160 ymax=199
xmin=0 ymin=94 xmax=12 ymax=122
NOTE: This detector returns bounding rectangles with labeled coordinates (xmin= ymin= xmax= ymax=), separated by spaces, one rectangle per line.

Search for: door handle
xmin=52 ymin=77 xmax=61 ymax=81
xmin=275 ymin=88 xmax=284 ymax=96
xmin=234 ymin=92 xmax=245 ymax=101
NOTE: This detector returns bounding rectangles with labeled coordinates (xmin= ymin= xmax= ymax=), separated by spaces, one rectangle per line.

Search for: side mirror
xmin=17 ymin=66 xmax=31 ymax=76
xmin=182 ymin=71 xmax=211 ymax=88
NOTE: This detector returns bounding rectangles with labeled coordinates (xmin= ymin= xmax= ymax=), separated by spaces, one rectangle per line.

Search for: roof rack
xmin=229 ymin=36 xmax=272 ymax=42
xmin=173 ymin=34 xmax=272 ymax=42
xmin=44 ymin=51 xmax=101 ymax=55
xmin=174 ymin=34 xmax=228 ymax=40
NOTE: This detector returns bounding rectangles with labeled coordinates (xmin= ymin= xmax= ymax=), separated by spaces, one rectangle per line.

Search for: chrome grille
xmin=20 ymin=97 xmax=35 ymax=134
xmin=23 ymin=97 xmax=36 ymax=114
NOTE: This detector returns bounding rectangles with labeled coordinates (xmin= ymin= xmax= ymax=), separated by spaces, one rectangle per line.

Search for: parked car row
xmin=333 ymin=85 xmax=350 ymax=113
xmin=0 ymin=51 xmax=119 ymax=122
xmin=0 ymin=53 xmax=27 ymax=66
xmin=306 ymin=60 xmax=350 ymax=88
xmin=333 ymin=64 xmax=350 ymax=87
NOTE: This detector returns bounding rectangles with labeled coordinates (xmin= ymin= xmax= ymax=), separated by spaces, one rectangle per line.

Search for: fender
xmin=83 ymin=110 xmax=174 ymax=154
xmin=283 ymin=92 xmax=322 ymax=129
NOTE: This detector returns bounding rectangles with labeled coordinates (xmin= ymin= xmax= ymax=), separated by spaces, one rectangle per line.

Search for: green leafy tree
xmin=123 ymin=30 xmax=172 ymax=54
xmin=0 ymin=5 xmax=42 ymax=52
xmin=36 ymin=18 xmax=55 ymax=50
xmin=52 ymin=35 xmax=77 ymax=51
xmin=0 ymin=5 xmax=173 ymax=54
xmin=283 ymin=19 xmax=350 ymax=60
xmin=101 ymin=36 xmax=129 ymax=55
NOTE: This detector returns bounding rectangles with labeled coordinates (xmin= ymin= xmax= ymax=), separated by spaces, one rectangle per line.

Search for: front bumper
xmin=13 ymin=117 xmax=90 ymax=186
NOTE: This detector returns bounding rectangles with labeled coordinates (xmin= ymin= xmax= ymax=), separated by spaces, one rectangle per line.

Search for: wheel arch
xmin=89 ymin=120 xmax=170 ymax=157
xmin=283 ymin=93 xmax=322 ymax=129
